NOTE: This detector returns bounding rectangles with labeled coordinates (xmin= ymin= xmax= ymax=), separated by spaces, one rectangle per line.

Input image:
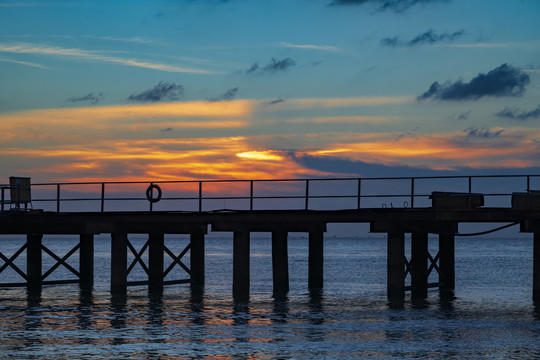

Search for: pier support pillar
xmin=439 ymin=233 xmax=455 ymax=290
xmin=272 ymin=231 xmax=289 ymax=295
xmin=308 ymin=230 xmax=324 ymax=289
xmin=387 ymin=232 xmax=405 ymax=299
xmin=148 ymin=233 xmax=164 ymax=293
xmin=111 ymin=233 xmax=128 ymax=294
xmin=534 ymin=232 xmax=540 ymax=302
xmin=233 ymin=231 xmax=250 ymax=300
xmin=411 ymin=232 xmax=428 ymax=299
xmin=190 ymin=230 xmax=205 ymax=288
xmin=79 ymin=234 xmax=94 ymax=288
xmin=27 ymin=234 xmax=42 ymax=288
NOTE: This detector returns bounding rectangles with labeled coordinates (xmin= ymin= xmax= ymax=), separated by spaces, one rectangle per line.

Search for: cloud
xmin=496 ymin=105 xmax=540 ymax=121
xmin=463 ymin=127 xmax=504 ymax=139
xmin=417 ymin=63 xmax=530 ymax=101
xmin=246 ymin=58 xmax=295 ymax=74
xmin=456 ymin=111 xmax=471 ymax=120
xmin=280 ymin=42 xmax=341 ymax=52
xmin=207 ymin=87 xmax=239 ymax=102
xmin=0 ymin=42 xmax=216 ymax=74
xmin=381 ymin=30 xmax=464 ymax=47
xmin=127 ymin=82 xmax=184 ymax=102
xmin=330 ymin=0 xmax=449 ymax=12
xmin=66 ymin=92 xmax=106 ymax=105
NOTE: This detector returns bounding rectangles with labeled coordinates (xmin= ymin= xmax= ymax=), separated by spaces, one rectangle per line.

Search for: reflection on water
xmin=0 ymin=237 xmax=539 ymax=358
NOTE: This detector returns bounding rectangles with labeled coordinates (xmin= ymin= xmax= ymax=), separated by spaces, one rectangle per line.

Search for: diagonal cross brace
xmin=0 ymin=244 xmax=28 ymax=281
xmin=127 ymin=239 xmax=150 ymax=276
xmin=427 ymin=252 xmax=441 ymax=277
xmin=41 ymin=243 xmax=80 ymax=280
xmin=163 ymin=243 xmax=191 ymax=278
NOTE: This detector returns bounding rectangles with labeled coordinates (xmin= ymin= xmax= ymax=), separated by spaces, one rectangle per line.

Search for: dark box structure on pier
xmin=430 ymin=191 xmax=484 ymax=209
xmin=512 ymin=191 xmax=540 ymax=210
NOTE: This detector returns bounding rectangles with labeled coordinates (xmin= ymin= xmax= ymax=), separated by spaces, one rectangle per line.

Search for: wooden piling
xmin=190 ymin=230 xmax=205 ymax=287
xmin=439 ymin=233 xmax=455 ymax=290
xmin=79 ymin=234 xmax=94 ymax=288
xmin=148 ymin=232 xmax=164 ymax=293
xmin=308 ymin=230 xmax=324 ymax=289
xmin=272 ymin=231 xmax=289 ymax=295
xmin=534 ymin=232 xmax=540 ymax=302
xmin=110 ymin=233 xmax=128 ymax=294
xmin=411 ymin=232 xmax=428 ymax=298
xmin=27 ymin=234 xmax=43 ymax=288
xmin=387 ymin=232 xmax=405 ymax=299
xmin=233 ymin=231 xmax=250 ymax=299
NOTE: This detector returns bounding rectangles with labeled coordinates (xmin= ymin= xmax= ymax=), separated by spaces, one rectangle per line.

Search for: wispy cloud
xmin=0 ymin=42 xmax=216 ymax=74
xmin=259 ymin=96 xmax=414 ymax=111
xmin=381 ymin=29 xmax=464 ymax=47
xmin=330 ymin=0 xmax=450 ymax=13
xmin=207 ymin=87 xmax=239 ymax=102
xmin=246 ymin=58 xmax=296 ymax=75
xmin=0 ymin=55 xmax=49 ymax=68
xmin=496 ymin=105 xmax=540 ymax=121
xmin=66 ymin=92 xmax=106 ymax=105
xmin=418 ymin=63 xmax=530 ymax=101
xmin=128 ymin=82 xmax=184 ymax=102
xmin=280 ymin=42 xmax=341 ymax=52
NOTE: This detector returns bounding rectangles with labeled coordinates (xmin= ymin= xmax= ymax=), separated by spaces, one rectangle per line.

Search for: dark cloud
xmin=382 ymin=30 xmax=464 ymax=47
xmin=66 ymin=92 xmax=105 ymax=105
xmin=127 ymin=81 xmax=184 ymax=102
xmin=161 ymin=127 xmax=174 ymax=132
xmin=269 ymin=98 xmax=285 ymax=105
xmin=457 ymin=111 xmax=471 ymax=120
xmin=207 ymin=87 xmax=239 ymax=102
xmin=288 ymin=151 xmax=538 ymax=178
xmin=330 ymin=0 xmax=449 ymax=12
xmin=496 ymin=105 xmax=540 ymax=121
xmin=464 ymin=127 xmax=503 ymax=139
xmin=418 ymin=64 xmax=530 ymax=101
xmin=246 ymin=58 xmax=296 ymax=74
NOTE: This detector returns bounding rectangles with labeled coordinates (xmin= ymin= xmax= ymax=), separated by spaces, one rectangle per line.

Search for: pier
xmin=1 ymin=175 xmax=539 ymax=301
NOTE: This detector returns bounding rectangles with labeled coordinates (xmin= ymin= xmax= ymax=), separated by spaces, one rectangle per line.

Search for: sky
xmin=1 ymin=0 xmax=540 ymax=184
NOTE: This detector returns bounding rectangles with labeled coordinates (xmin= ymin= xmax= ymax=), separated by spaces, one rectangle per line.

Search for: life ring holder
xmin=146 ymin=183 xmax=162 ymax=203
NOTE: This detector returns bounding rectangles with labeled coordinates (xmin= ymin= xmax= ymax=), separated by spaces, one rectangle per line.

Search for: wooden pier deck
xmin=1 ymin=175 xmax=540 ymax=301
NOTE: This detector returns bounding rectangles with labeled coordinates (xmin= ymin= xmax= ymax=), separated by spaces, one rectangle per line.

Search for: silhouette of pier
xmin=1 ymin=175 xmax=539 ymax=301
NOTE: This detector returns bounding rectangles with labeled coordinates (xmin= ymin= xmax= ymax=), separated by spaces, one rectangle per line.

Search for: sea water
xmin=0 ymin=235 xmax=539 ymax=359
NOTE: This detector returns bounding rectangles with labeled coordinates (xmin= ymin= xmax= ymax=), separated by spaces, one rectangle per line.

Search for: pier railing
xmin=1 ymin=174 xmax=539 ymax=213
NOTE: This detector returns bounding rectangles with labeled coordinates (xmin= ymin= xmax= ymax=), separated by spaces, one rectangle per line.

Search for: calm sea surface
xmin=1 ymin=235 xmax=539 ymax=359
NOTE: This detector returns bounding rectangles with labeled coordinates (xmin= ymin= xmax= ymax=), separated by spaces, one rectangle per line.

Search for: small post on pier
xmin=148 ymin=232 xmax=164 ymax=293
xmin=534 ymin=232 xmax=540 ymax=302
xmin=387 ymin=232 xmax=405 ymax=299
xmin=79 ymin=234 xmax=94 ymax=288
xmin=111 ymin=233 xmax=128 ymax=294
xmin=411 ymin=232 xmax=428 ymax=298
xmin=233 ymin=231 xmax=250 ymax=300
xmin=272 ymin=231 xmax=289 ymax=295
xmin=308 ymin=230 xmax=324 ymax=289
xmin=439 ymin=233 xmax=455 ymax=290
xmin=190 ymin=229 xmax=205 ymax=288
xmin=27 ymin=234 xmax=42 ymax=288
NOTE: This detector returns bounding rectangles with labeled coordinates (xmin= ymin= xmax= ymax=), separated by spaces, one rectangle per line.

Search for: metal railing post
xmin=468 ymin=176 xmax=472 ymax=209
xmin=357 ymin=178 xmax=362 ymax=209
xmin=198 ymin=181 xmax=202 ymax=212
xmin=149 ymin=182 xmax=154 ymax=213
xmin=410 ymin=177 xmax=415 ymax=209
xmin=305 ymin=179 xmax=310 ymax=210
xmin=56 ymin=184 xmax=61 ymax=214
xmin=250 ymin=180 xmax=254 ymax=211
xmin=101 ymin=183 xmax=105 ymax=213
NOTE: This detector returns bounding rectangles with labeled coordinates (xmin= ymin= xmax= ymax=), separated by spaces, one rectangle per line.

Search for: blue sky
xmin=1 ymin=0 xmax=539 ymax=183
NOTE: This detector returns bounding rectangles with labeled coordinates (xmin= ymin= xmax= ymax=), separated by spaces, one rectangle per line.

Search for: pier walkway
xmin=1 ymin=175 xmax=539 ymax=301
